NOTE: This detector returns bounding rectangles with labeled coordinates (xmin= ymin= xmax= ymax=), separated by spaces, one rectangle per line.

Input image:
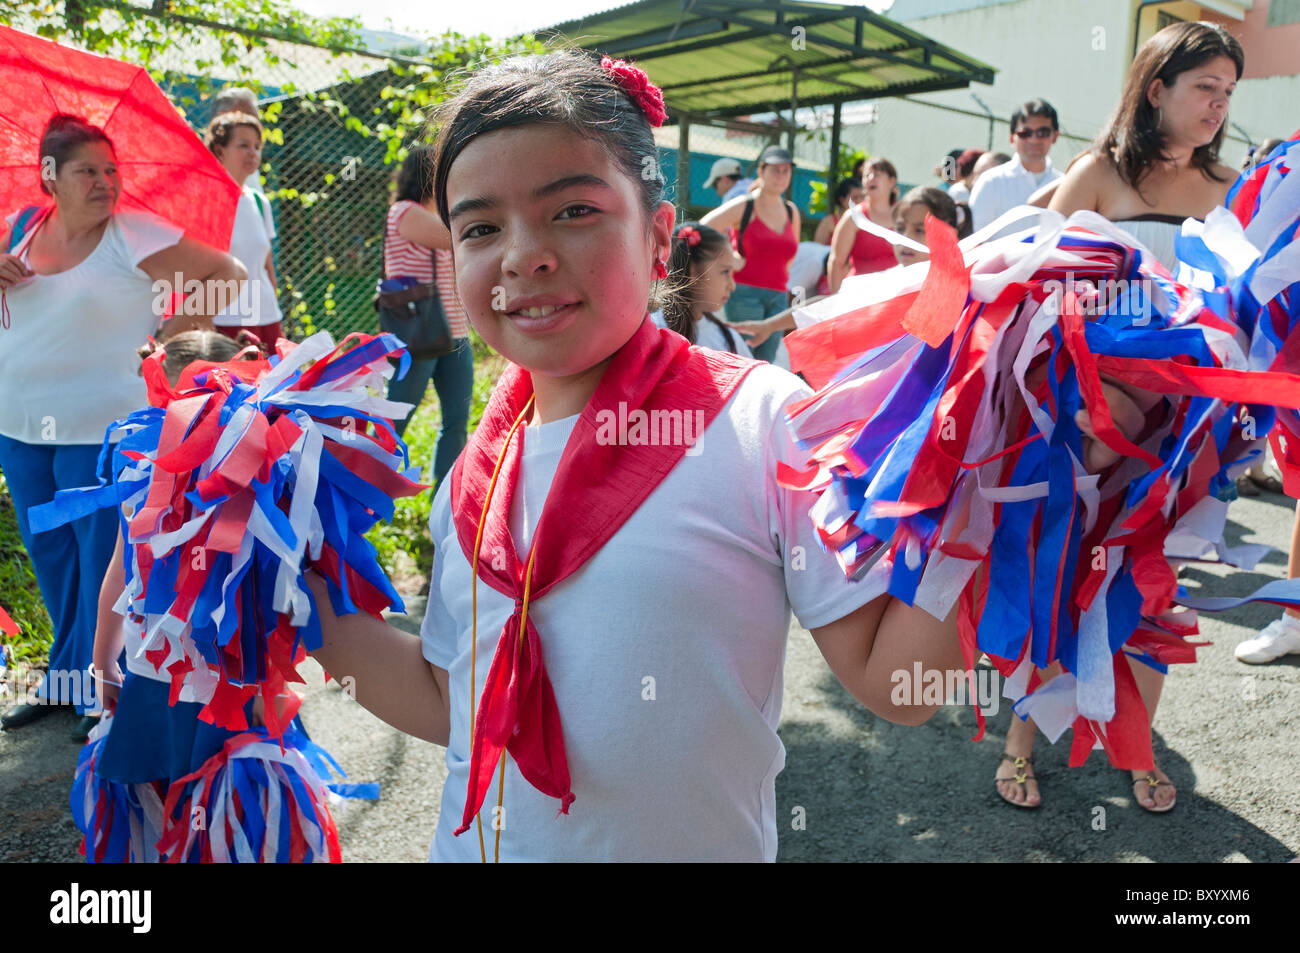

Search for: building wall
xmin=861 ymin=0 xmax=1136 ymax=187
xmin=848 ymin=0 xmax=1290 ymax=188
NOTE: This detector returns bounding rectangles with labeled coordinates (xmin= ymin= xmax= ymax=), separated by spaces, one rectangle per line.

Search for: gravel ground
xmin=2 ymin=493 xmax=1297 ymax=863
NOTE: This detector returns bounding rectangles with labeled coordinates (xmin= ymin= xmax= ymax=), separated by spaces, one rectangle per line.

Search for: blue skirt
xmin=96 ymin=671 xmax=249 ymax=784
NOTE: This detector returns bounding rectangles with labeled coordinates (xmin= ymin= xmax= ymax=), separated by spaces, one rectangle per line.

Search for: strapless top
xmin=1110 ymin=213 xmax=1197 ymax=273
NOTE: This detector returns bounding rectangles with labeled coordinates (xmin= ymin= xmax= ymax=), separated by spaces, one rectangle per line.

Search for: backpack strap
xmin=736 ymin=196 xmax=755 ymax=257
xmin=785 ymin=200 xmax=795 ymax=223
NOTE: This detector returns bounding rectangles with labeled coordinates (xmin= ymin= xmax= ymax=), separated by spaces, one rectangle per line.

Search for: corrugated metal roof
xmin=532 ymin=0 xmax=995 ymax=118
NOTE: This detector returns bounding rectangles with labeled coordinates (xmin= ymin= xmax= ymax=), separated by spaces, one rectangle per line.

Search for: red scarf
xmin=447 ymin=317 xmax=756 ymax=835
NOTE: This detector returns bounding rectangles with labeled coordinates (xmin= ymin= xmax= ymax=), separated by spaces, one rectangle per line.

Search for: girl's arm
xmin=826 ymin=213 xmax=857 ymax=293
xmin=726 ymin=294 xmax=826 ymax=348
xmin=398 ymin=203 xmax=453 ymax=250
xmin=304 ymin=571 xmax=450 ymax=746
xmin=264 ymin=251 xmax=278 ymax=294
xmin=139 ymin=236 xmax=248 ymax=335
xmin=700 ymin=194 xmax=748 ymax=232
xmin=92 ymin=531 xmax=128 ymax=713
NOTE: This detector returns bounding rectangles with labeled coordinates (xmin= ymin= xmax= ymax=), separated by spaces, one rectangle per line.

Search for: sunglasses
xmin=1014 ymin=126 xmax=1056 ymax=140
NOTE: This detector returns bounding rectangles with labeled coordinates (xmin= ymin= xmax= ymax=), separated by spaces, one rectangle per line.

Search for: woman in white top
xmin=1005 ymin=21 xmax=1246 ymax=812
xmin=205 ymin=112 xmax=283 ymax=344
xmin=0 ymin=114 xmax=244 ymax=737
xmin=381 ymin=145 xmax=473 ymax=489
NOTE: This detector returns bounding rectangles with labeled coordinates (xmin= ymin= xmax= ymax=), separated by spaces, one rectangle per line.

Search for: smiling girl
xmin=294 ymin=51 xmax=989 ymax=862
xmin=656 ymin=221 xmax=752 ymax=356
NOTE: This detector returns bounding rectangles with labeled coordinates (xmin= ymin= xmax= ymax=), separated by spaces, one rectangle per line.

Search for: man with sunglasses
xmin=969 ymin=99 xmax=1062 ymax=232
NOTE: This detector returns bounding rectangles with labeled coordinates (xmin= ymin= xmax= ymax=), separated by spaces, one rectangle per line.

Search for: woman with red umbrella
xmin=0 ymin=114 xmax=245 ymax=739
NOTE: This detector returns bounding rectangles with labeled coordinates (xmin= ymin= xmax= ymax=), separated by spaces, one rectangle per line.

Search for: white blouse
xmin=0 ymin=209 xmax=182 ymax=444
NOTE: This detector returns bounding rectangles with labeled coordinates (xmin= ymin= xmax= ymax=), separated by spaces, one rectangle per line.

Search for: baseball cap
xmin=705 ymin=158 xmax=744 ymax=189
xmin=758 ymin=145 xmax=794 ymax=166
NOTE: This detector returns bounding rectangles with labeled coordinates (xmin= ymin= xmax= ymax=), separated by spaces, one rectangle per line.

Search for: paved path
xmin=3 ymin=494 xmax=1297 ymax=862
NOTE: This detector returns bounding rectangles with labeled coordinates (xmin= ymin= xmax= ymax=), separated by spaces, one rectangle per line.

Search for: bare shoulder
xmin=701 ymin=193 xmax=749 ymax=227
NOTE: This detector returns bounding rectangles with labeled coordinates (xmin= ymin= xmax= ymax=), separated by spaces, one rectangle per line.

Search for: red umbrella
xmin=0 ymin=24 xmax=239 ymax=250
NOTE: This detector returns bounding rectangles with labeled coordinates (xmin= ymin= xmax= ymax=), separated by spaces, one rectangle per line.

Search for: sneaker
xmin=1235 ymin=616 xmax=1300 ymax=664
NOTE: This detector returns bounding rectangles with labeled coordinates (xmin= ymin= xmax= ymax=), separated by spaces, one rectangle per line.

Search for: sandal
xmin=1249 ymin=472 xmax=1286 ymax=495
xmin=995 ymin=753 xmax=1041 ymax=809
xmin=1130 ymin=769 xmax=1177 ymax=813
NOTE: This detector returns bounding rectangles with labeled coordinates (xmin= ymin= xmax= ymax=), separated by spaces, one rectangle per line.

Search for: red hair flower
xmin=677 ymin=225 xmax=701 ymax=246
xmin=600 ymin=55 xmax=667 ymax=128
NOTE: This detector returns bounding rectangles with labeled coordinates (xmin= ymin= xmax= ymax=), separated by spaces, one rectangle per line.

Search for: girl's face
xmin=1149 ymin=55 xmax=1237 ymax=149
xmin=446 ymin=124 xmax=674 ymax=380
xmin=759 ymin=162 xmax=792 ymax=191
xmin=841 ymin=184 xmax=865 ymax=211
xmin=863 ymin=165 xmax=896 ymax=204
xmin=216 ymin=126 xmax=263 ymax=182
xmin=893 ymin=204 xmax=929 ymax=266
xmin=690 ymin=247 xmax=742 ymax=316
xmin=52 ymin=141 xmax=119 ymax=217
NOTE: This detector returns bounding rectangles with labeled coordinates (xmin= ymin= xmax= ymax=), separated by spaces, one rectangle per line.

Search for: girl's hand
xmin=250 ymin=694 xmax=267 ymax=728
xmin=728 ymin=318 xmax=779 ymax=348
xmin=92 ymin=662 xmax=122 ymax=715
xmin=0 ymin=253 xmax=34 ymax=290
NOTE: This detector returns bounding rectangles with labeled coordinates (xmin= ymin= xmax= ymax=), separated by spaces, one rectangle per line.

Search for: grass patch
xmin=0 ymin=475 xmax=54 ymax=668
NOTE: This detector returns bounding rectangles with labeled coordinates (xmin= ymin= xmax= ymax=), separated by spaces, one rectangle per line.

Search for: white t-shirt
xmin=420 ymin=363 xmax=891 ymax=862
xmin=0 ymin=209 xmax=182 ymax=444
xmin=214 ymin=188 xmax=281 ymax=327
xmin=968 ymin=154 xmax=1062 ymax=232
xmin=649 ymin=309 xmax=754 ymax=357
xmin=244 ymin=171 xmax=276 ymax=241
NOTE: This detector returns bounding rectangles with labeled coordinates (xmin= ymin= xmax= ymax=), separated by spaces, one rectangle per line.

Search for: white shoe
xmin=1235 ymin=616 xmax=1300 ymax=664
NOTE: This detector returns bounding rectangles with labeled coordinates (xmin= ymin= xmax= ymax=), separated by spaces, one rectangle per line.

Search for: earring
xmin=653 ymin=259 xmax=667 ymax=280
xmin=1154 ymin=107 xmax=1163 ymax=131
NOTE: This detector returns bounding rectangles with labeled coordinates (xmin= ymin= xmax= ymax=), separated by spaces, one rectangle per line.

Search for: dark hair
xmin=986 ymin=152 xmax=1012 ymax=166
xmin=1244 ymin=137 xmax=1285 ymax=171
xmin=38 ymin=114 xmax=115 ymax=196
xmin=1010 ymin=98 xmax=1059 ymax=133
xmin=431 ymin=50 xmax=665 ymax=227
xmin=894 ymin=186 xmax=959 ymax=233
xmin=956 ymin=148 xmax=983 ymax=178
xmin=863 ymin=157 xmax=899 ymax=204
xmin=137 ymin=330 xmax=261 ymax=386
xmin=833 ymin=177 xmax=862 ymax=210
xmin=394 ymin=144 xmax=436 ymax=204
xmin=205 ymin=112 xmax=262 ymax=157
xmin=1095 ymin=21 xmax=1244 ymax=193
xmin=661 ymin=221 xmax=735 ymax=348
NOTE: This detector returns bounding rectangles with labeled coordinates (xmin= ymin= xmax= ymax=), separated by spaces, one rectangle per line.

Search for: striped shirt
xmin=385 ymin=200 xmax=469 ymax=338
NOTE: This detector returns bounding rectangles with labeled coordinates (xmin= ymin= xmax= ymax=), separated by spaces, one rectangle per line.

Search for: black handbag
xmin=374 ymin=230 xmax=455 ymax=359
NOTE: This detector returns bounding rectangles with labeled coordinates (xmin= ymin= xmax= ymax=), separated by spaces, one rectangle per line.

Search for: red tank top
xmin=849 ymin=204 xmax=896 ymax=275
xmin=733 ymin=202 xmax=798 ymax=292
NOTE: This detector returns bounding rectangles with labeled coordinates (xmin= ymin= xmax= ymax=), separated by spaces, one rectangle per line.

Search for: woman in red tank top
xmin=827 ymin=156 xmax=899 ymax=292
xmin=701 ymin=144 xmax=802 ymax=363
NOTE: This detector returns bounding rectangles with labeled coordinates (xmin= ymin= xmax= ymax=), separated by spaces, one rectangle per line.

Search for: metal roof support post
xmin=828 ymin=100 xmax=842 ymax=195
xmin=676 ymin=112 xmax=692 ymax=215
xmin=787 ymin=62 xmax=800 ymax=157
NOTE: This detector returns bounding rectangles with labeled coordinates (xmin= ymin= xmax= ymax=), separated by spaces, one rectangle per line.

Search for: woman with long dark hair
xmin=991 ymin=21 xmax=1246 ymax=813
